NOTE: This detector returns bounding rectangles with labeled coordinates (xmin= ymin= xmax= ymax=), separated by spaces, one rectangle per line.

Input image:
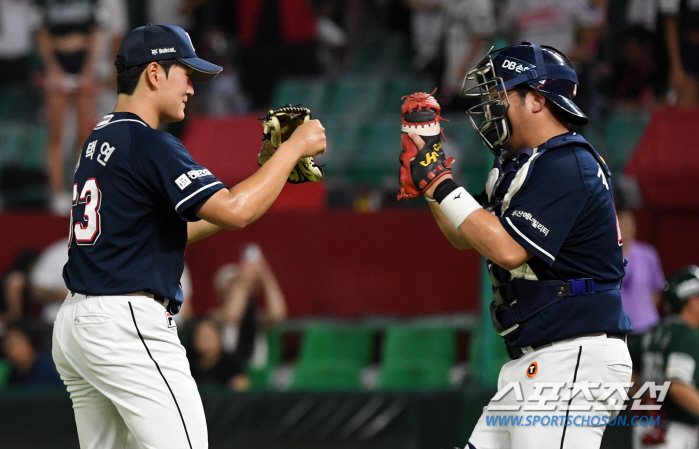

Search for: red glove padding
xmin=397 ymin=91 xmax=454 ymax=200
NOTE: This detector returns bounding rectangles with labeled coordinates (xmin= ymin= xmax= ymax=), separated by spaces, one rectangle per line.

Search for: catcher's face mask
xmin=462 ymin=51 xmax=512 ymax=156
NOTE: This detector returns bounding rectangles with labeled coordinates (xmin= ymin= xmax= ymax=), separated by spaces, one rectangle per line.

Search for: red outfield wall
xmin=0 ymin=210 xmax=481 ymax=317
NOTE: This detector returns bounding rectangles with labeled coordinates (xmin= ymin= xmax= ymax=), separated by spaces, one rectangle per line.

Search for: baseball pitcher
xmin=52 ymin=24 xmax=325 ymax=449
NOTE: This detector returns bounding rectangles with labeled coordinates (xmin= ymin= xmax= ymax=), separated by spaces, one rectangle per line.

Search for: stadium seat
xmin=298 ymin=324 xmax=373 ymax=366
xmin=0 ymin=360 xmax=11 ymax=389
xmin=376 ymin=325 xmax=456 ymax=391
xmin=290 ymin=359 xmax=363 ymax=391
xmin=350 ymin=33 xmax=411 ymax=76
xmin=381 ymin=325 xmax=456 ymax=365
xmin=269 ymin=78 xmax=329 ymax=114
xmin=0 ymin=86 xmax=42 ymax=122
xmin=383 ymin=77 xmax=434 ymax=114
xmin=315 ymin=117 xmax=364 ymax=176
xmin=347 ymin=116 xmax=396 ymax=184
xmin=603 ymin=110 xmax=650 ymax=169
xmin=326 ymin=77 xmax=384 ymax=116
xmin=0 ymin=122 xmax=45 ymax=167
xmin=377 ymin=360 xmax=451 ymax=390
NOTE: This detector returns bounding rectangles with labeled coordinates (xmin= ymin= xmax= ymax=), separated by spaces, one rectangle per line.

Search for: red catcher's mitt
xmin=397 ymin=90 xmax=454 ymax=200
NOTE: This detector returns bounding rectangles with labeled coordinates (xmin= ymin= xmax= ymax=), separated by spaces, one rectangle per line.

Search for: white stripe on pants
xmin=52 ymin=293 xmax=207 ymax=449
xmin=467 ymin=335 xmax=633 ymax=449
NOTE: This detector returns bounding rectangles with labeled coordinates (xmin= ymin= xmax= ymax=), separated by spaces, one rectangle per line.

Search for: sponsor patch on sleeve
xmin=187 ymin=168 xmax=213 ymax=180
xmin=509 ymin=208 xmax=551 ymax=240
xmin=174 ymin=174 xmax=192 ymax=190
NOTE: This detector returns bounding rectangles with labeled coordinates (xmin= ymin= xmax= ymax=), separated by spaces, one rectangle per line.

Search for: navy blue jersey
xmin=63 ymin=112 xmax=226 ymax=308
xmin=496 ymin=131 xmax=632 ymax=346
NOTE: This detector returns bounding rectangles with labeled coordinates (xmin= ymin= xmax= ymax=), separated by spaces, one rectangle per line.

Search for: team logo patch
xmin=167 ymin=312 xmax=176 ymax=328
xmin=151 ymin=47 xmax=176 ymax=55
xmin=501 ymin=57 xmax=535 ymax=75
xmin=527 ymin=361 xmax=538 ymax=378
xmin=174 ymin=174 xmax=192 ymax=190
xmin=95 ymin=114 xmax=114 ymax=129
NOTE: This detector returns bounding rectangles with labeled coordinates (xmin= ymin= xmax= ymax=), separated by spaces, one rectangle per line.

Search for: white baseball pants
xmin=467 ymin=334 xmax=633 ymax=449
xmin=52 ymin=293 xmax=207 ymax=449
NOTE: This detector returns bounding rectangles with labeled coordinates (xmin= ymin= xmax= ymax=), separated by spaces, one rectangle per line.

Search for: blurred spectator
xmin=619 ymin=208 xmax=665 ymax=334
xmin=499 ymin=0 xmax=604 ymax=61
xmin=0 ymin=0 xmax=35 ymax=85
xmin=234 ymin=0 xmax=321 ymax=108
xmin=440 ymin=0 xmax=495 ymax=108
xmin=315 ymin=0 xmax=362 ymax=76
xmin=93 ymin=0 xmax=129 ymax=117
xmin=29 ymin=238 xmax=69 ymax=324
xmin=34 ymin=0 xmax=103 ymax=215
xmin=499 ymin=0 xmax=605 ymax=117
xmin=405 ymin=0 xmax=443 ymax=77
xmin=187 ymin=318 xmax=249 ymax=391
xmin=607 ymin=26 xmax=665 ymax=108
xmin=0 ymin=250 xmax=39 ymax=334
xmin=626 ymin=0 xmax=658 ymax=33
xmin=660 ymin=0 xmax=699 ymax=105
xmin=146 ymin=0 xmax=196 ymax=29
xmin=3 ymin=321 xmax=60 ymax=386
xmin=215 ymin=243 xmax=287 ymax=369
xmin=615 ymin=177 xmax=665 ymax=335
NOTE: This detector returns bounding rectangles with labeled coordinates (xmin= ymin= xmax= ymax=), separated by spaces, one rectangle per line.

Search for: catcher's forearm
xmin=196 ymin=143 xmax=302 ymax=229
xmin=429 ymin=201 xmax=473 ymax=250
xmin=458 ymin=209 xmax=532 ymax=270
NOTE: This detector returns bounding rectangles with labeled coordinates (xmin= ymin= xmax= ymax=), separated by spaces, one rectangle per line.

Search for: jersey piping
xmin=504 ymin=217 xmax=556 ymax=262
xmin=175 ymin=181 xmax=223 ymax=212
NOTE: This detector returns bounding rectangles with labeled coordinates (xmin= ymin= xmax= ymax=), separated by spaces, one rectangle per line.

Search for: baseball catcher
xmin=397 ymin=90 xmax=453 ymax=200
xmin=258 ymin=105 xmax=324 ymax=183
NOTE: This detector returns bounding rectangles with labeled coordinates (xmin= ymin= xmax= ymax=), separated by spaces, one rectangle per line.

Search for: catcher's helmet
xmin=663 ymin=265 xmax=699 ymax=314
xmin=462 ymin=41 xmax=587 ymax=154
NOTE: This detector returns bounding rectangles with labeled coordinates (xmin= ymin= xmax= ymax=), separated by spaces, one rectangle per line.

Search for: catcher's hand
xmin=258 ymin=105 xmax=324 ymax=184
xmin=397 ymin=91 xmax=453 ymax=200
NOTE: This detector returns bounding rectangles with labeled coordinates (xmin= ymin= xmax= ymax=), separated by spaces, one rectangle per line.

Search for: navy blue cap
xmin=116 ymin=24 xmax=222 ymax=83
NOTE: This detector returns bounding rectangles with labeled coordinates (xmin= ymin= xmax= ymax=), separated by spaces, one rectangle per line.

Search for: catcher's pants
xmin=52 ymin=293 xmax=207 ymax=449
xmin=467 ymin=334 xmax=632 ymax=449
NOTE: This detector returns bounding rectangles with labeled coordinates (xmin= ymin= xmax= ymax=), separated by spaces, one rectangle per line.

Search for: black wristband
xmin=433 ymin=179 xmax=460 ymax=204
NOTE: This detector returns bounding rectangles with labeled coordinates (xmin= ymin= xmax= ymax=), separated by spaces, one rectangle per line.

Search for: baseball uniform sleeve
xmin=666 ymin=352 xmax=696 ymax=384
xmin=133 ymin=132 xmax=226 ymax=221
xmin=499 ymin=150 xmax=587 ymax=266
xmin=664 ymin=328 xmax=699 ymax=385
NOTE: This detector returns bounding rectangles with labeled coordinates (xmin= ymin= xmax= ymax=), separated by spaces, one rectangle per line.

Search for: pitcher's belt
xmin=69 ymin=291 xmax=169 ymax=309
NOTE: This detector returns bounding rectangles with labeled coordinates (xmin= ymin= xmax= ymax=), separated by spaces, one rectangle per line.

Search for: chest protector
xmin=485 ymin=133 xmax=622 ymax=340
